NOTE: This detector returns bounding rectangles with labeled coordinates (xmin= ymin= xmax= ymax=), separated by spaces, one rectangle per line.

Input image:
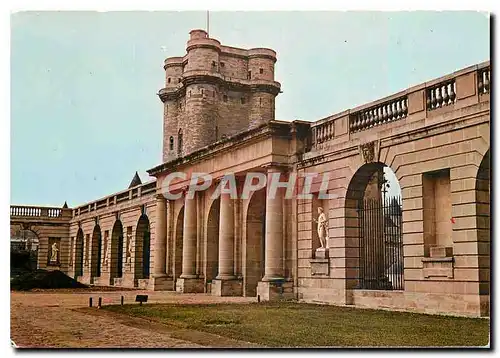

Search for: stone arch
xmin=110 ymin=220 xmax=124 ymax=280
xmin=10 ymin=225 xmax=40 ymax=271
xmin=173 ymin=205 xmax=184 ymax=281
xmin=205 ymin=197 xmax=220 ymax=284
xmin=476 ymin=149 xmax=490 ymax=301
xmin=91 ymin=225 xmax=102 ymax=277
xmin=135 ymin=215 xmax=151 ymax=279
xmin=345 ymin=161 xmax=403 ymax=290
xmin=244 ymin=187 xmax=266 ymax=297
xmin=75 ymin=228 xmax=84 ymax=277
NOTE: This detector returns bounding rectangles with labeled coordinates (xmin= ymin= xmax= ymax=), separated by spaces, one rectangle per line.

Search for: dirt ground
xmin=10 ymin=289 xmax=258 ymax=348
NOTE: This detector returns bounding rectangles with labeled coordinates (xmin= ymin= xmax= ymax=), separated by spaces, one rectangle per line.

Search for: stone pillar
xmin=149 ymin=195 xmax=173 ymax=290
xmin=257 ymin=166 xmax=293 ymax=301
xmin=218 ymin=193 xmax=235 ymax=279
xmin=263 ymin=168 xmax=284 ymax=281
xmin=176 ymin=193 xmax=204 ymax=293
xmin=213 ymin=192 xmax=242 ymax=296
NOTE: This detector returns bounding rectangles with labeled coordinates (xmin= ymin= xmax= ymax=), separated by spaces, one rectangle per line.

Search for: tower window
xmin=201 ymin=89 xmax=204 ymax=96
xmin=223 ymin=95 xmax=228 ymax=102
xmin=177 ymin=129 xmax=183 ymax=155
xmin=178 ymin=78 xmax=181 ymax=83
xmin=189 ymin=90 xmax=191 ymax=97
xmin=167 ymin=77 xmax=171 ymax=83
xmin=247 ymin=71 xmax=251 ymax=80
xmin=212 ymin=61 xmax=216 ymax=67
xmin=259 ymin=68 xmax=264 ymax=74
xmin=169 ymin=136 xmax=174 ymax=150
xmin=241 ymin=97 xmax=246 ymax=104
xmin=220 ymin=62 xmax=225 ymax=67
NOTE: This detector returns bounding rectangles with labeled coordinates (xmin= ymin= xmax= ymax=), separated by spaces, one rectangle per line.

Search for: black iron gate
xmin=358 ymin=196 xmax=404 ymax=290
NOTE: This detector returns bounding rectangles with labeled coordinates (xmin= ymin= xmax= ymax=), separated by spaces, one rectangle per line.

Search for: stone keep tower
xmin=159 ymin=29 xmax=281 ymax=162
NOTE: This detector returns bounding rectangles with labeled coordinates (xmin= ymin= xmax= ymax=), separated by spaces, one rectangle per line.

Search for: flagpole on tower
xmin=207 ymin=10 xmax=210 ymax=37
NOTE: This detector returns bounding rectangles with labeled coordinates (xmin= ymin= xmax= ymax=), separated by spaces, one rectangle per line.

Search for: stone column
xmin=212 ymin=192 xmax=242 ymax=296
xmin=149 ymin=195 xmax=172 ymax=290
xmin=181 ymin=194 xmax=197 ymax=278
xmin=176 ymin=192 xmax=204 ymax=293
xmin=153 ymin=195 xmax=167 ymax=276
xmin=217 ymin=192 xmax=235 ymax=279
xmin=263 ymin=168 xmax=284 ymax=281
xmin=257 ymin=166 xmax=293 ymax=301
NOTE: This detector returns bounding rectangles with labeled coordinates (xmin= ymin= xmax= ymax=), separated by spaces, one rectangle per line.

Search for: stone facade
xmin=10 ymin=30 xmax=490 ymax=317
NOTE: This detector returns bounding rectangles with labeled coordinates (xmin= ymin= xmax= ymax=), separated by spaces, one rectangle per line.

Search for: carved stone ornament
xmin=360 ymin=141 xmax=376 ymax=163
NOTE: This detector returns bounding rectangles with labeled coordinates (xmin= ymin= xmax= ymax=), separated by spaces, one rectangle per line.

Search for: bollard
xmin=89 ymin=297 xmax=93 ymax=307
xmin=121 ymin=296 xmax=124 ymax=306
xmin=98 ymin=297 xmax=102 ymax=309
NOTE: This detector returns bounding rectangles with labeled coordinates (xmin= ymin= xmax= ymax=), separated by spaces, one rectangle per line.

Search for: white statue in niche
xmin=313 ymin=207 xmax=328 ymax=249
xmin=50 ymin=242 xmax=59 ymax=263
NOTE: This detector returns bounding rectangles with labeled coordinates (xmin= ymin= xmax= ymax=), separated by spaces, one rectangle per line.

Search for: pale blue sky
xmin=11 ymin=11 xmax=489 ymax=206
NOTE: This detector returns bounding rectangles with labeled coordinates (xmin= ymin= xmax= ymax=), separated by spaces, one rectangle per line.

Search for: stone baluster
xmin=451 ymin=81 xmax=457 ymax=102
xmin=442 ymin=84 xmax=449 ymax=105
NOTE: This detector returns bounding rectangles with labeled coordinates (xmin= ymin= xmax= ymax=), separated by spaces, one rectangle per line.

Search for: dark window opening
xmin=247 ymin=71 xmax=251 ymax=80
xmin=177 ymin=129 xmax=183 ymax=155
xmin=220 ymin=62 xmax=225 ymax=67
xmin=167 ymin=77 xmax=171 ymax=83
xmin=201 ymin=89 xmax=204 ymax=96
xmin=169 ymin=136 xmax=174 ymax=150
xmin=178 ymin=78 xmax=181 ymax=83
xmin=259 ymin=68 xmax=264 ymax=74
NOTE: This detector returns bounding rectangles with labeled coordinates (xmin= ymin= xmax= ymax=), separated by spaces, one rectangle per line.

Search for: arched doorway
xmin=10 ymin=227 xmax=39 ymax=271
xmin=244 ymin=188 xmax=266 ymax=297
xmin=206 ymin=198 xmax=220 ymax=285
xmin=75 ymin=228 xmax=84 ymax=277
xmin=110 ymin=220 xmax=124 ymax=281
xmin=345 ymin=163 xmax=403 ymax=290
xmin=135 ymin=215 xmax=151 ymax=279
xmin=476 ymin=149 xmax=490 ymax=304
xmin=91 ymin=225 xmax=102 ymax=277
xmin=174 ymin=207 xmax=184 ymax=281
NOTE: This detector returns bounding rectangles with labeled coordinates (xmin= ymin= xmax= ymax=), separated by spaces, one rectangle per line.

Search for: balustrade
xmin=10 ymin=205 xmax=63 ymax=218
xmin=313 ymin=120 xmax=335 ymax=144
xmin=72 ymin=181 xmax=157 ymax=217
xmin=426 ymin=80 xmax=456 ymax=110
xmin=350 ymin=96 xmax=408 ymax=133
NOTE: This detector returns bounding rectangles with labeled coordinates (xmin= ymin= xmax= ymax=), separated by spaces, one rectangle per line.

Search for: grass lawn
xmin=104 ymin=301 xmax=489 ymax=347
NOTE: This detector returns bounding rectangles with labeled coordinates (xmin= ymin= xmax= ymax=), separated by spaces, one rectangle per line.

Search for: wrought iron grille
xmin=358 ymin=196 xmax=404 ymax=290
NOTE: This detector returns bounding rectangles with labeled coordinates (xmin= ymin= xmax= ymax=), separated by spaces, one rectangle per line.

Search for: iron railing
xmin=358 ymin=196 xmax=404 ymax=290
